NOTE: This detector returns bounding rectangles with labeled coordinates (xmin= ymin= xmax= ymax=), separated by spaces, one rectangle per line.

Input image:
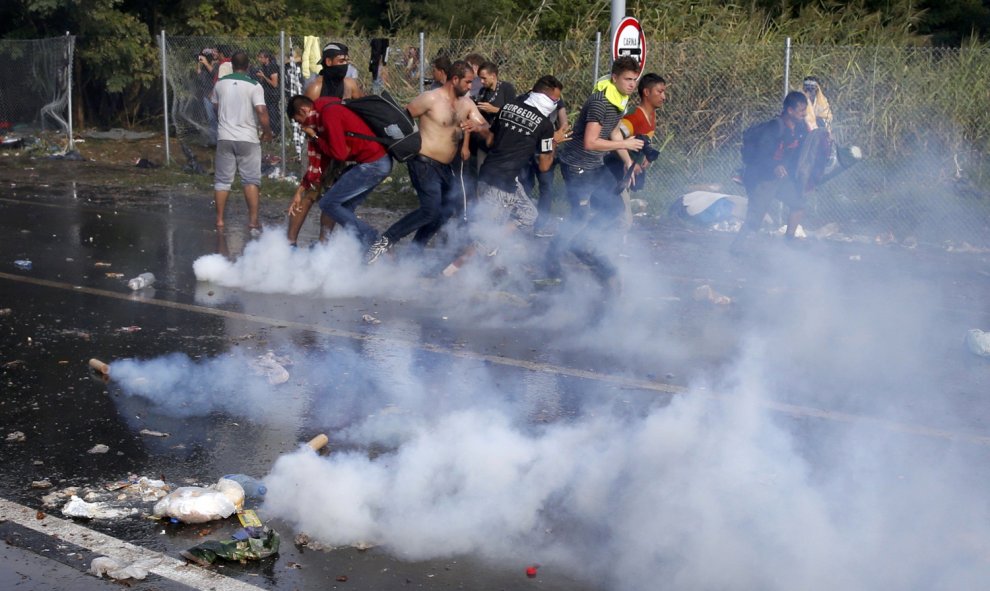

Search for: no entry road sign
xmin=612 ymin=16 xmax=646 ymax=75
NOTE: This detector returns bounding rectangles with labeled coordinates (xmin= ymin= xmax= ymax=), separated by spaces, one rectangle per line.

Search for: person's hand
xmin=553 ymin=124 xmax=572 ymax=145
xmin=260 ymin=129 xmax=273 ymax=143
xmin=623 ymin=137 xmax=645 ymax=151
xmin=460 ymin=119 xmax=485 ymax=133
xmin=774 ymin=164 xmax=788 ymax=178
xmin=477 ymin=102 xmax=498 ymax=114
xmin=288 ymin=190 xmax=306 ymax=216
xmin=460 ymin=144 xmax=471 ymax=161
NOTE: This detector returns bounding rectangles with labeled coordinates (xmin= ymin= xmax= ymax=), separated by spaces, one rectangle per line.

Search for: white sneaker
xmin=365 ymin=236 xmax=392 ymax=265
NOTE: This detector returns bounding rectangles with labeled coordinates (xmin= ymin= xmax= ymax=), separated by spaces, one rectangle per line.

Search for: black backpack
xmin=740 ymin=118 xmax=783 ymax=169
xmin=343 ymin=91 xmax=421 ymax=162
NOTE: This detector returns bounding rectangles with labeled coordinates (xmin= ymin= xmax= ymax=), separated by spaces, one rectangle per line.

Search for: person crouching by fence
xmin=732 ymin=90 xmax=830 ymax=253
xmin=286 ymin=95 xmax=391 ymax=248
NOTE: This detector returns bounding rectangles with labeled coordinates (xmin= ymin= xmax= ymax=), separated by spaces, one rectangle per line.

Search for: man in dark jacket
xmin=735 ymin=91 xmax=814 ymax=249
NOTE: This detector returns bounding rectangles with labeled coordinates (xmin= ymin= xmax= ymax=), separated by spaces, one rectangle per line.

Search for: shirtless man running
xmin=365 ymin=60 xmax=489 ymax=264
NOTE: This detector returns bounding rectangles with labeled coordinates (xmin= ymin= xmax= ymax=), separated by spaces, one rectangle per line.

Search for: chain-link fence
xmin=158 ymin=34 xmax=289 ymax=176
xmin=646 ymin=41 xmax=990 ymax=245
xmin=0 ymin=35 xmax=75 ymax=149
xmin=159 ymin=33 xmax=990 ymax=246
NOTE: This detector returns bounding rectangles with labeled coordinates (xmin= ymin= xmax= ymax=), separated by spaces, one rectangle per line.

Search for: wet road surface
xmin=1 ymin=178 xmax=989 ymax=590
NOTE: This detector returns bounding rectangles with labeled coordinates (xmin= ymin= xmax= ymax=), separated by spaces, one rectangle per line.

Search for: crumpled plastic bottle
xmin=127 ymin=272 xmax=155 ymax=290
xmin=222 ymin=474 xmax=267 ymax=500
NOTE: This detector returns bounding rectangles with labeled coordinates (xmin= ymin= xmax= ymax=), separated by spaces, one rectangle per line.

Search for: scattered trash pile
xmin=667 ymin=187 xmax=990 ymax=254
xmin=30 ymin=428 xmax=329 ymax=581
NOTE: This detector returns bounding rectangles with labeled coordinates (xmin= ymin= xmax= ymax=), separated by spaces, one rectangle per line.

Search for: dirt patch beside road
xmin=0 ymin=131 xmax=419 ymax=213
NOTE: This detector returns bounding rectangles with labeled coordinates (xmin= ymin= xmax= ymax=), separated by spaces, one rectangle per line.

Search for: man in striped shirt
xmin=543 ymin=57 xmax=644 ymax=290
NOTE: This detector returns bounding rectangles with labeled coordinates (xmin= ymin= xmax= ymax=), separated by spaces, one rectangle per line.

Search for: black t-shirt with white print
xmin=479 ymin=97 xmax=556 ymax=192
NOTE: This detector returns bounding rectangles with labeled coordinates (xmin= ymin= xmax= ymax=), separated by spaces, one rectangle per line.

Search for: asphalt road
xmin=1 ymin=175 xmax=989 ymax=590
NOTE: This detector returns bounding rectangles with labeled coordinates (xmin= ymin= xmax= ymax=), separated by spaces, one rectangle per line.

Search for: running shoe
xmin=365 ymin=235 xmax=392 ymax=264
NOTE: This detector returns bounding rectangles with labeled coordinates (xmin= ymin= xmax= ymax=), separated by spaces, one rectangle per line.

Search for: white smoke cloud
xmin=125 ymin=211 xmax=990 ymax=589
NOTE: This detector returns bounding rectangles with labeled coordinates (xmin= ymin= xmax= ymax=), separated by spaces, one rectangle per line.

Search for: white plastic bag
xmin=89 ymin=556 xmax=159 ymax=580
xmin=152 ymin=478 xmax=244 ymax=524
xmin=62 ymin=496 xmax=137 ymax=519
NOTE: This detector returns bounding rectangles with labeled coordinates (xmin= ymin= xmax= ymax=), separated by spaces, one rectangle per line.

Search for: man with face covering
xmin=304 ymin=43 xmax=363 ymax=101
xmin=289 ymin=43 xmax=366 ymax=245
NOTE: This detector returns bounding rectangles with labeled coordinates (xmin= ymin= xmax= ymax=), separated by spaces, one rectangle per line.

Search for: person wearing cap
xmin=304 ymin=43 xmax=363 ymax=101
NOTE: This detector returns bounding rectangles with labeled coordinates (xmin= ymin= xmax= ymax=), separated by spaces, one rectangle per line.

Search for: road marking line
xmin=0 ymin=497 xmax=265 ymax=590
xmin=1 ymin=270 xmax=989 ymax=447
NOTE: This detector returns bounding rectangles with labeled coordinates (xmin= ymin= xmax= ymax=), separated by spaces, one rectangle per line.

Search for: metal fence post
xmin=280 ymin=31 xmax=286 ymax=177
xmin=593 ymin=31 xmax=602 ymax=86
xmin=419 ymin=32 xmax=425 ymax=94
xmin=65 ymin=31 xmax=74 ymax=152
xmin=160 ymin=29 xmax=170 ymax=166
xmin=783 ymin=37 xmax=791 ymax=100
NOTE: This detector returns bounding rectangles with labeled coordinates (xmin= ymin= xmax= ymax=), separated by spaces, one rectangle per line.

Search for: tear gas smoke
xmin=143 ymin=209 xmax=990 ymax=589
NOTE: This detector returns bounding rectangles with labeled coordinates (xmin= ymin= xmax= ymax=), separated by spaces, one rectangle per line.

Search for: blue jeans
xmin=384 ymin=156 xmax=456 ymax=245
xmin=318 ymin=155 xmax=392 ymax=244
xmin=202 ymin=97 xmax=218 ymax=145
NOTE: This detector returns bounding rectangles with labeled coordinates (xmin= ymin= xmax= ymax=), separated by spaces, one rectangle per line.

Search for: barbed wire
xmin=0 ymin=36 xmax=74 ymax=146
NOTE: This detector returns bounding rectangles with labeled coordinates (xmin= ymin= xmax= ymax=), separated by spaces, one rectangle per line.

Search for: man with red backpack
xmin=285 ymin=94 xmax=392 ymax=247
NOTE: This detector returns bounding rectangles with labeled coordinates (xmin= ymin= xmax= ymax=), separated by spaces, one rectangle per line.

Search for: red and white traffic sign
xmin=611 ymin=16 xmax=646 ymax=75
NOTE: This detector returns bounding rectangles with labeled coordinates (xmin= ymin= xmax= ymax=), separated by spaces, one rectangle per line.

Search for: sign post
xmin=611 ymin=16 xmax=646 ymax=76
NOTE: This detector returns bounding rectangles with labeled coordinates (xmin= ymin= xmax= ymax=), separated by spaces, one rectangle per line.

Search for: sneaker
xmin=365 ymin=235 xmax=392 ymax=265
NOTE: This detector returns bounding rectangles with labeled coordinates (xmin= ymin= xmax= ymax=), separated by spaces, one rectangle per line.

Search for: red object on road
xmin=525 ymin=565 xmax=538 ymax=578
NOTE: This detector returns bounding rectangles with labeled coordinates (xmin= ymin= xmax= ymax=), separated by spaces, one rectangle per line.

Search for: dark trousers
xmin=384 ymin=156 xmax=456 ymax=246
xmin=544 ymin=163 xmax=618 ymax=282
xmin=519 ymin=156 xmax=558 ymax=228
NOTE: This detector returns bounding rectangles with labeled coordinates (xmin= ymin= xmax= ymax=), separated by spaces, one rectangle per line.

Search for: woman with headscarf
xmin=801 ymin=76 xmax=833 ymax=132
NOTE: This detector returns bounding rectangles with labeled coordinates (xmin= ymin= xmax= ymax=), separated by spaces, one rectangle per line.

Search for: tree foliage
xmin=0 ymin=0 xmax=988 ymax=126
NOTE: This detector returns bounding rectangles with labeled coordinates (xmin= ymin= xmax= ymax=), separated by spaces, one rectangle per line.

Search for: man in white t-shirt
xmin=211 ymin=51 xmax=273 ymax=230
